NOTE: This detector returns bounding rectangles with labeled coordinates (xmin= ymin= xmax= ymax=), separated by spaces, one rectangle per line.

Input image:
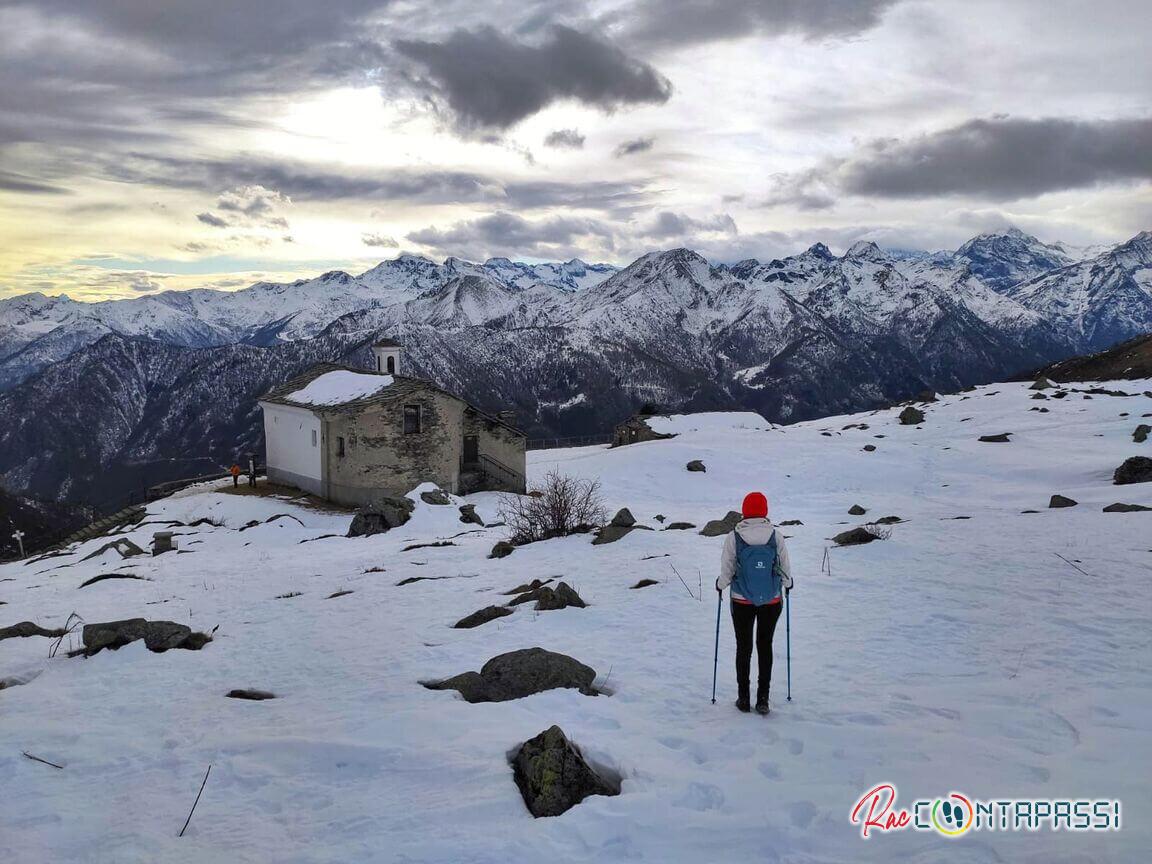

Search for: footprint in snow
xmin=758 ymin=761 xmax=781 ymax=779
xmin=788 ymin=800 xmax=819 ymax=829
xmin=785 ymin=738 xmax=804 ymax=755
xmin=674 ymin=782 xmax=725 ymax=811
xmin=656 ymin=735 xmax=709 ymax=765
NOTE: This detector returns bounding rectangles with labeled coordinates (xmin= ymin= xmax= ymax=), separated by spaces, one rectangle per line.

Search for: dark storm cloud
xmin=0 ymin=170 xmax=69 ymax=194
xmin=622 ymin=0 xmax=901 ymax=48
xmin=196 ymin=212 xmax=230 ymax=228
xmin=615 ymin=137 xmax=654 ymax=157
xmin=395 ymin=25 xmax=672 ymax=131
xmin=407 ymin=210 xmax=616 ymax=257
xmin=544 ymin=129 xmax=586 ymax=149
xmin=96 ymin=153 xmax=653 ymax=212
xmin=835 ymin=115 xmax=1152 ymax=199
xmin=643 ymin=211 xmax=737 ymax=238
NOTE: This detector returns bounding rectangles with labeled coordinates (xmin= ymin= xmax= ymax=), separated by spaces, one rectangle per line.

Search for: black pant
xmin=731 ymin=600 xmax=783 ymax=699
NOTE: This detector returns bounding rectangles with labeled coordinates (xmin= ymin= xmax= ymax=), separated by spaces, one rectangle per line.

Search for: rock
xmin=699 ymin=510 xmax=744 ymax=537
xmin=1029 ymin=377 xmax=1053 ymax=390
xmin=1049 ymin=494 xmax=1078 ymax=509
xmin=871 ymin=515 xmax=903 ymax=525
xmin=424 ymin=648 xmax=597 ymax=703
xmin=489 ymin=541 xmax=515 ymax=559
xmin=664 ymin=522 xmax=696 ymax=530
xmin=779 ymin=519 xmax=803 ymax=526
xmin=898 ymin=406 xmax=924 ymax=425
xmin=504 ymin=578 xmax=553 ymax=595
xmin=0 ymin=621 xmax=67 ymax=642
xmin=1134 ymin=424 xmax=1151 ymax=444
xmin=347 ymin=496 xmax=414 ymax=537
xmin=1031 ymin=392 xmax=1048 ymax=400
xmin=454 ymin=605 xmax=515 ymax=629
xmin=848 ymin=504 xmax=867 ymax=516
xmin=512 ymin=726 xmax=619 ymax=817
xmin=862 ymin=444 xmax=877 ymax=452
xmin=420 ymin=488 xmax=451 ymax=506
xmin=226 ymin=689 xmax=275 ymax=700
xmin=654 ymin=514 xmax=665 ymax=523
xmin=916 ymin=389 xmax=938 ymax=402
xmin=832 ymin=527 xmax=881 ymax=546
xmin=1102 ymin=502 xmax=1152 ymax=513
xmin=81 ymin=538 xmax=146 ymax=562
xmin=456 ymin=504 xmax=483 ymax=525
xmin=609 ymin=508 xmax=636 ymax=527
xmin=534 ymin=582 xmax=586 ymax=611
xmin=686 ymin=460 xmax=707 ymax=472
xmin=631 ymin=579 xmax=659 ymax=589
xmin=592 ymin=525 xmax=634 ymax=545
xmin=1113 ymin=456 xmax=1152 ymax=485
xmin=81 ymin=619 xmax=211 ymax=654
xmin=979 ymin=433 xmax=1012 ymax=443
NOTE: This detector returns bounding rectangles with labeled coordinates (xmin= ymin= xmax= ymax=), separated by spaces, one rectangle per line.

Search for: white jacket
xmin=718 ymin=518 xmax=793 ymax=602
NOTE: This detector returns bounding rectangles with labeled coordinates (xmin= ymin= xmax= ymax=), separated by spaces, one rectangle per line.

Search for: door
xmin=463 ymin=435 xmax=479 ymax=465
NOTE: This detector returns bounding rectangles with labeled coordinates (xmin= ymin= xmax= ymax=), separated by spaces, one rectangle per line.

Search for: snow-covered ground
xmin=2 ymin=380 xmax=1150 ymax=863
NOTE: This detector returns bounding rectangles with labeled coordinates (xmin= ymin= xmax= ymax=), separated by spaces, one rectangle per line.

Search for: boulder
xmin=832 ymin=527 xmax=881 ymax=546
xmin=1134 ymin=424 xmax=1151 ymax=444
xmin=871 ymin=515 xmax=904 ymax=525
xmin=1031 ymin=392 xmax=1049 ymax=400
xmin=916 ymin=389 xmax=938 ymax=402
xmin=81 ymin=619 xmax=211 ymax=654
xmin=489 ymin=541 xmax=515 ymax=559
xmin=454 ymin=605 xmax=515 ymax=629
xmin=420 ymin=488 xmax=452 ymax=506
xmin=686 ymin=460 xmax=707 ymax=473
xmin=534 ymin=582 xmax=586 ymax=611
xmin=81 ymin=538 xmax=146 ymax=562
xmin=0 ymin=621 xmax=67 ymax=642
xmin=1113 ymin=456 xmax=1152 ymax=485
xmin=424 ymin=648 xmax=597 ymax=703
xmin=347 ymin=496 xmax=414 ymax=537
xmin=862 ymin=444 xmax=877 ymax=452
xmin=1049 ymin=494 xmax=1078 ymax=509
xmin=226 ymin=689 xmax=276 ymax=700
xmin=664 ymin=522 xmax=696 ymax=530
xmin=630 ymin=579 xmax=659 ymax=589
xmin=699 ymin=511 xmax=743 ymax=537
xmin=778 ymin=519 xmax=803 ymax=526
xmin=848 ymin=504 xmax=867 ymax=516
xmin=592 ymin=525 xmax=634 ymax=545
xmin=654 ymin=514 xmax=666 ymax=523
xmin=458 ymin=504 xmax=485 ymax=525
xmin=1029 ymin=377 xmax=1053 ymax=390
xmin=979 ymin=433 xmax=1012 ymax=443
xmin=609 ymin=508 xmax=636 ymax=527
xmin=511 ymin=726 xmax=619 ymax=817
xmin=898 ymin=406 xmax=924 ymax=425
xmin=1102 ymin=502 xmax=1152 ymax=513
xmin=503 ymin=578 xmax=554 ymax=595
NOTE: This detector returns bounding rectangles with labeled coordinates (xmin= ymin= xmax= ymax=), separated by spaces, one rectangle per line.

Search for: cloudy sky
xmin=1 ymin=0 xmax=1150 ymax=300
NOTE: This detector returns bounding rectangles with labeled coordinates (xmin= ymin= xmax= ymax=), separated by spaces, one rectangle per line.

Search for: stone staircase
xmin=51 ymin=504 xmax=147 ymax=551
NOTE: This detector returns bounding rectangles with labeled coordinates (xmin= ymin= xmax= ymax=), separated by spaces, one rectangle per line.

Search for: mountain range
xmin=1 ymin=227 xmax=1150 ymax=509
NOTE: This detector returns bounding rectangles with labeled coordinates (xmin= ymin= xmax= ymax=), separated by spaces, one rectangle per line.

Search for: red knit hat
xmin=742 ymin=492 xmax=768 ymax=519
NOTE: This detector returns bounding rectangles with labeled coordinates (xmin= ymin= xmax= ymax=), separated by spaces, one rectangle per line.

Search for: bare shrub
xmin=499 ymin=471 xmax=608 ymax=545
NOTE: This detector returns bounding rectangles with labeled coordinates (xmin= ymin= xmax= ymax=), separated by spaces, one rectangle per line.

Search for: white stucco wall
xmin=260 ymin=401 xmax=323 ymax=495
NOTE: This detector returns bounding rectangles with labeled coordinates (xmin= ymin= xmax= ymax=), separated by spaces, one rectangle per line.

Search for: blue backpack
xmin=732 ymin=532 xmax=782 ymax=605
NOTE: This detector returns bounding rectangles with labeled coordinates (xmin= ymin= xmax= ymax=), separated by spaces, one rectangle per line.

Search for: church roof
xmin=373 ymin=337 xmax=403 ymax=348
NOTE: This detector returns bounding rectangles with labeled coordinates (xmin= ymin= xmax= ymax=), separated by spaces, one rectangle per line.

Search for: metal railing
xmin=477 ymin=454 xmax=525 ymax=490
xmin=526 ymin=433 xmax=613 ymax=450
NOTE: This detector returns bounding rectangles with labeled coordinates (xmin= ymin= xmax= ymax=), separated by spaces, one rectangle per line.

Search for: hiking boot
xmin=736 ymin=685 xmax=751 ymax=713
xmin=755 ymin=696 xmax=770 ymax=715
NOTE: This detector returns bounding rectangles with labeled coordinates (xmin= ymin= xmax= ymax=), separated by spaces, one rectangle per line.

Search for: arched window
xmin=386 ymin=356 xmax=396 ymax=374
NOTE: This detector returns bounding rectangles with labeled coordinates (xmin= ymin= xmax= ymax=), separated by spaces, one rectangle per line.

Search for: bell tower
xmin=371 ymin=338 xmax=402 ymax=376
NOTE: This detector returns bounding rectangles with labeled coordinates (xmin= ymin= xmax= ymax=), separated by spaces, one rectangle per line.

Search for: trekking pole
xmin=711 ymin=589 xmax=722 ymax=704
xmin=785 ymin=589 xmax=792 ymax=702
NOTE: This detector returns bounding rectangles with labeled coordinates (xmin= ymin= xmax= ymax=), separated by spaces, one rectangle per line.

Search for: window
xmin=386 ymin=356 xmax=396 ymax=374
xmin=403 ymin=404 xmax=421 ymax=434
xmin=337 ymin=436 xmax=346 ymax=457
xmin=376 ymin=355 xmax=381 ymax=372
xmin=311 ymin=429 xmax=317 ymax=447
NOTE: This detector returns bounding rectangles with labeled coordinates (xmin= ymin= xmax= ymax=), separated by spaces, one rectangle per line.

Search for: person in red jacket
xmin=717 ymin=492 xmax=793 ymax=715
xmin=229 ymin=463 xmax=241 ymax=488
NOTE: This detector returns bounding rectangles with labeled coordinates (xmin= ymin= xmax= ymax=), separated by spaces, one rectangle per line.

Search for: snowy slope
xmin=2 ymin=380 xmax=1149 ymax=863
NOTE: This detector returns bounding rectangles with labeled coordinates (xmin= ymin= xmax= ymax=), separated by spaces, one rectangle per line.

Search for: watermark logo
xmin=851 ymin=784 xmax=1120 ymax=839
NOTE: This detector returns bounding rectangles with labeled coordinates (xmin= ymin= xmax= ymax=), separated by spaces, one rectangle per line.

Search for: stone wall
xmin=463 ymin=409 xmax=527 ymax=493
xmin=323 ymin=388 xmax=466 ymax=505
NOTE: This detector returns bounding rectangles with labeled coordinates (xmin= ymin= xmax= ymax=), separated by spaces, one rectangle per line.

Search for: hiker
xmin=229 ymin=463 xmax=241 ymax=488
xmin=247 ymin=457 xmax=257 ymax=487
xmin=717 ymin=491 xmax=793 ymax=715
